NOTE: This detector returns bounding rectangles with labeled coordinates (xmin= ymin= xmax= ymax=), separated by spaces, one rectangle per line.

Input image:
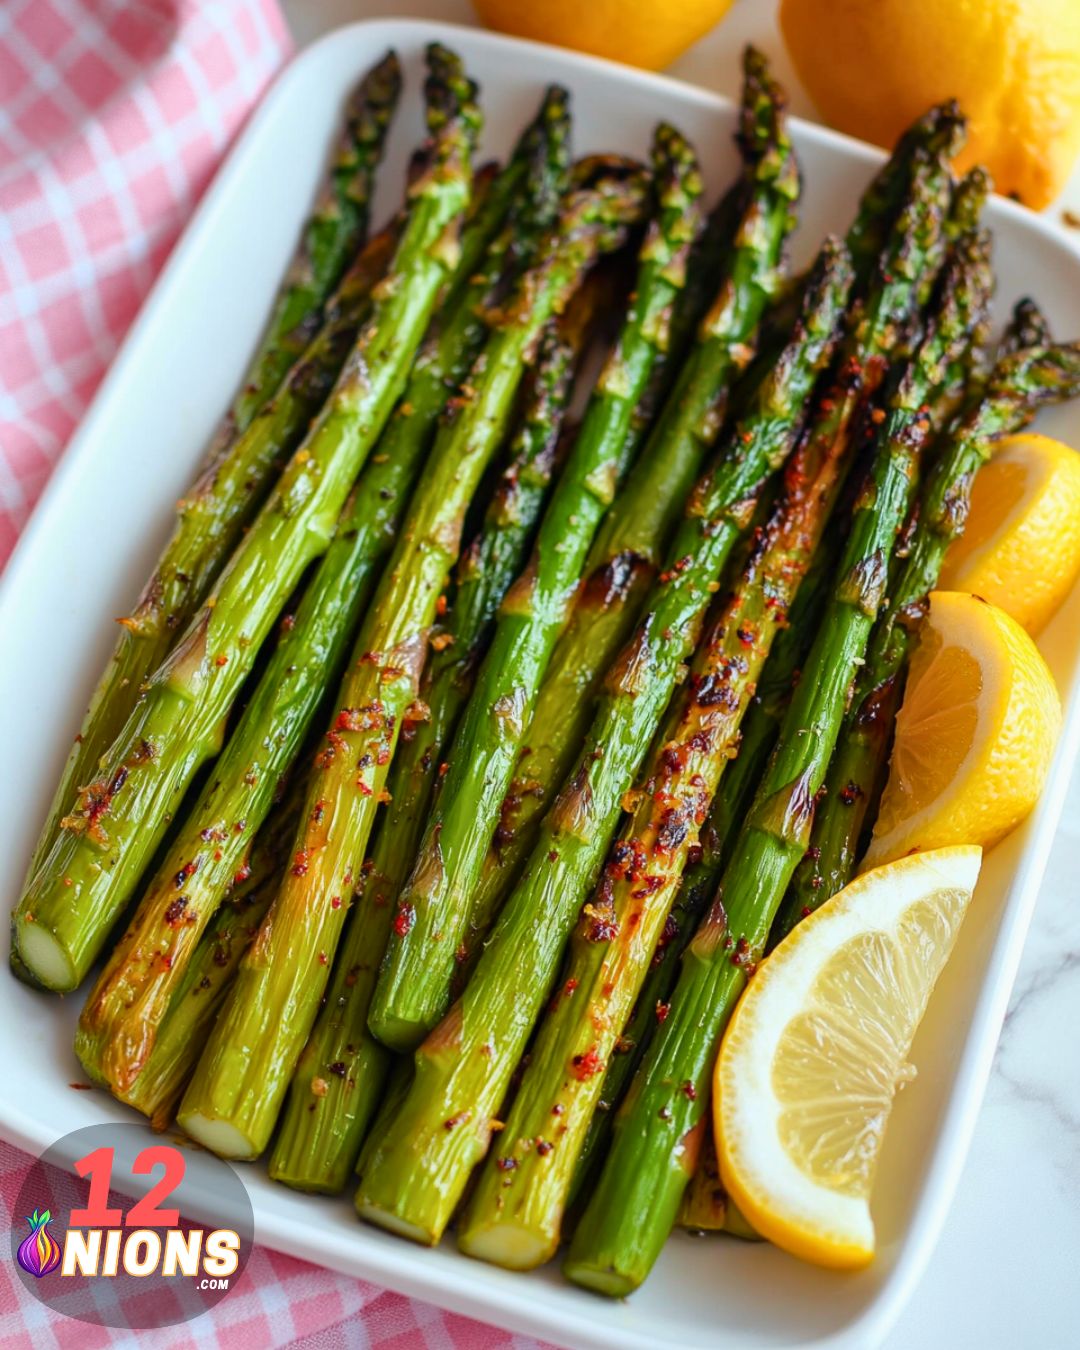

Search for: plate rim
xmin=2 ymin=17 xmax=1080 ymax=1350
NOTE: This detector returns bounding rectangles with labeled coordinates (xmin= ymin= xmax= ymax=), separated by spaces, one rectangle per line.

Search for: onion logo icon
xmin=16 ymin=1209 xmax=61 ymax=1278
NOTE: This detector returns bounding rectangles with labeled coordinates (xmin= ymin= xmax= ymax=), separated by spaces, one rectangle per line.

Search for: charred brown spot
xmin=606 ymin=618 xmax=654 ymax=697
xmin=580 ymin=550 xmax=647 ymax=610
xmin=549 ymin=761 xmax=594 ymax=840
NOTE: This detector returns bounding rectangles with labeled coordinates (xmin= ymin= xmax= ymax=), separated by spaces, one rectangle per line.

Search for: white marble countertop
xmin=281 ymin=3 xmax=1080 ymax=1345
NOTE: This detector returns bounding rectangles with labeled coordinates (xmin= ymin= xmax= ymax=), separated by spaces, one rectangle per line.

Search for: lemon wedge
xmin=716 ymin=845 xmax=982 ymax=1268
xmin=939 ymin=433 xmax=1080 ymax=634
xmin=865 ymin=591 xmax=1060 ymax=868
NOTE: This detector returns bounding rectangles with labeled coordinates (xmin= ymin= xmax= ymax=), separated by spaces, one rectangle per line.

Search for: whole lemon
xmin=471 ymin=0 xmax=736 ymax=72
xmin=780 ymin=0 xmax=1080 ymax=209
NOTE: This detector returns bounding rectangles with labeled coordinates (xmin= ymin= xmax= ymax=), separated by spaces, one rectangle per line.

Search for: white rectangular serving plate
xmin=2 ymin=18 xmax=1079 ymax=1350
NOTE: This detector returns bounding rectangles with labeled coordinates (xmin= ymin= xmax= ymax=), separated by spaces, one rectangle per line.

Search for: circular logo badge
xmin=10 ymin=1123 xmax=254 ymax=1328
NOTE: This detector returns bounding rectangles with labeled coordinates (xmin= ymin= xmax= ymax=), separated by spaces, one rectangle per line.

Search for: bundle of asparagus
xmin=15 ymin=39 xmax=1080 ymax=1299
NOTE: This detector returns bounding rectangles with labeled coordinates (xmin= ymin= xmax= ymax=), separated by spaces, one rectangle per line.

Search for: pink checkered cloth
xmin=0 ymin=1130 xmax=550 ymax=1348
xmin=0 ymin=2 xmax=550 ymax=1345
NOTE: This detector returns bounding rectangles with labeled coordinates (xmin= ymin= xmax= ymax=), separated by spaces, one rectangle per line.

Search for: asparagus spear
xmin=230 ymin=51 xmax=402 ymax=432
xmin=564 ymin=186 xmax=1000 ymax=1299
xmin=177 ymin=157 xmax=650 ymax=1161
xmin=354 ymin=50 xmax=803 ymax=1242
xmin=70 ymin=89 xmax=572 ymax=1091
xmin=844 ymin=101 xmax=962 ymax=287
xmin=13 ymin=44 xmax=482 ymax=994
xmin=22 ymin=54 xmax=402 ymax=895
xmin=444 ymin=219 xmax=735 ymax=998
xmin=575 ymin=165 xmax=988 ymax=1215
xmin=775 ymin=318 xmax=1080 ymax=933
xmin=369 ymin=53 xmax=796 ymax=1054
xmin=267 ymin=286 xmax=597 ymax=1194
xmin=567 ymin=511 xmax=839 ymax=1198
xmin=456 ymin=242 xmax=854 ymax=1269
xmin=676 ymin=213 xmax=992 ymax=1218
xmin=462 ymin=99 xmax=968 ymax=969
xmin=121 ymin=789 xmax=302 ymax=1128
xmin=678 ymin=1133 xmax=761 ymax=1236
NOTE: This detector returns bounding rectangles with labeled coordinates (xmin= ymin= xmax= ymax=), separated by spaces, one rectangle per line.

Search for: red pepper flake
xmin=331 ymin=896 xmax=342 ymax=910
xmin=682 ymin=1081 xmax=697 ymax=1101
xmin=164 ymin=897 xmax=188 ymax=926
xmin=438 ymin=762 xmax=450 ymax=778
xmin=316 ymin=730 xmax=347 ymax=768
xmin=173 ymin=860 xmax=197 ymax=888
xmin=292 ymin=850 xmax=310 ymax=877
xmin=393 ymin=904 xmax=416 ymax=938
xmin=585 ymin=908 xmax=619 ymax=942
xmin=403 ymin=699 xmax=431 ymax=727
xmin=660 ymin=746 xmax=684 ymax=775
xmin=658 ymin=1105 xmax=672 ymax=1121
xmin=311 ymin=799 xmax=327 ymax=824
xmin=444 ymin=1111 xmax=470 ymax=1131
xmin=318 ymin=951 xmax=328 ymax=966
xmin=608 ymin=837 xmax=647 ymax=882
xmin=495 ymin=1156 xmax=518 ymax=1172
xmin=536 ymin=1139 xmax=553 ymax=1157
xmin=214 ymin=654 xmax=228 ymax=667
xmin=552 ymin=1103 xmax=565 ymax=1116
xmin=233 ymin=861 xmax=251 ymax=886
xmin=655 ymin=1001 xmax=671 ymax=1024
xmin=356 ymin=778 xmax=373 ymax=797
xmin=436 ymin=594 xmax=448 ymax=616
xmin=336 ymin=708 xmax=363 ymax=732
xmin=570 ymin=1048 xmax=604 ymax=1080
xmin=655 ymin=912 xmax=680 ymax=954
xmin=279 ymin=613 xmax=296 ymax=634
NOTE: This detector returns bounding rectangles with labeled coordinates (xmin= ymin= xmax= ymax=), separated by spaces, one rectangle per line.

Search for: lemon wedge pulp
xmin=716 ymin=846 xmax=982 ymax=1268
